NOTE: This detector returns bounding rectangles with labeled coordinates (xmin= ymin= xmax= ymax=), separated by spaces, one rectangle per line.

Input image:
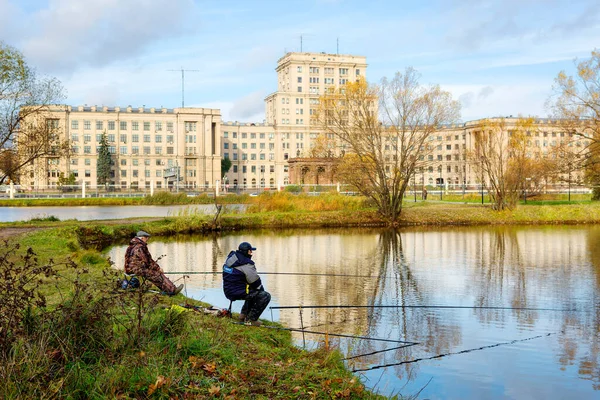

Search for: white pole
xmin=9 ymin=182 xmax=14 ymax=199
xmin=337 ymin=182 xmax=340 ymax=192
xmin=150 ymin=181 xmax=154 ymax=196
xmin=82 ymin=182 xmax=86 ymax=198
xmin=215 ymin=180 xmax=220 ymax=197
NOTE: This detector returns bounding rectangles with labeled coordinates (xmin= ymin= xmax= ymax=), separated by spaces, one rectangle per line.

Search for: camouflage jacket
xmin=124 ymin=237 xmax=160 ymax=275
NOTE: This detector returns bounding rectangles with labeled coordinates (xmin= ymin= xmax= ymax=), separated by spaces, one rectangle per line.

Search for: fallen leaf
xmin=208 ymin=385 xmax=220 ymax=395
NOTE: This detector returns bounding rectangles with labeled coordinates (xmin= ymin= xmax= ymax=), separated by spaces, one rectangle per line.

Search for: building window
xmin=120 ymin=134 xmax=127 ymax=143
xmin=84 ymin=146 xmax=91 ymax=154
xmin=132 ymin=121 xmax=139 ymax=131
xmin=84 ymin=120 xmax=91 ymax=130
xmin=224 ymin=143 xmax=229 ymax=149
xmin=155 ymin=147 xmax=162 ymax=155
xmin=167 ymin=122 xmax=173 ymax=132
xmin=144 ymin=146 xmax=151 ymax=155
xmin=155 ymin=122 xmax=162 ymax=131
xmin=297 ymin=66 xmax=302 ymax=73
xmin=185 ymin=121 xmax=197 ymax=132
xmin=96 ymin=121 xmax=103 ymax=130
xmin=155 ymin=135 xmax=162 ymax=143
xmin=108 ymin=121 xmax=115 ymax=130
xmin=297 ymin=86 xmax=302 ymax=92
xmin=143 ymin=122 xmax=150 ymax=131
xmin=132 ymin=146 xmax=139 ymax=154
xmin=85 ymin=170 xmax=91 ymax=178
xmin=71 ymin=120 xmax=79 ymax=130
xmin=144 ymin=134 xmax=151 ymax=143
xmin=120 ymin=146 xmax=127 ymax=155
xmin=132 ymin=134 xmax=139 ymax=143
xmin=108 ymin=134 xmax=115 ymax=142
xmin=120 ymin=121 xmax=127 ymax=130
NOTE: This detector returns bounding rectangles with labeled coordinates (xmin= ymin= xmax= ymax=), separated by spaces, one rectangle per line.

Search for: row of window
xmin=71 ymin=133 xmax=180 ymax=144
xmin=222 ymin=132 xmax=275 ymax=139
xmin=279 ymin=97 xmax=320 ymax=105
xmin=71 ymin=146 xmax=176 ymax=155
xmin=297 ymin=66 xmax=360 ymax=76
xmin=223 ymin=153 xmax=275 ymax=161
xmin=228 ymin=165 xmax=276 ymax=174
xmin=223 ymin=142 xmax=275 ymax=150
xmin=68 ymin=120 xmax=197 ymax=132
xmin=277 ymin=119 xmax=305 ymax=125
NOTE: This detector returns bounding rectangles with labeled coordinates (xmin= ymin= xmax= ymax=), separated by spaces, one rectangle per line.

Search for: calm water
xmin=107 ymin=226 xmax=600 ymax=399
xmin=0 ymin=204 xmax=240 ymax=222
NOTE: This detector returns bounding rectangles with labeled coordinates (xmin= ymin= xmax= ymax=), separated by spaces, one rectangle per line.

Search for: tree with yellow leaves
xmin=548 ymin=49 xmax=600 ymax=199
xmin=319 ymin=68 xmax=460 ymax=224
xmin=470 ymin=117 xmax=550 ymax=210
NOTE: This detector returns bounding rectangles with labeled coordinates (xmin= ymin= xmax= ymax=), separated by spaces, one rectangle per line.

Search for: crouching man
xmin=124 ymin=231 xmax=183 ymax=295
xmin=223 ymin=242 xmax=271 ymax=326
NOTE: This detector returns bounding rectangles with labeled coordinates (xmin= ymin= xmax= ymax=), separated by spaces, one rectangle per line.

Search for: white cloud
xmin=444 ymin=83 xmax=549 ymax=121
xmin=14 ymin=0 xmax=198 ymax=74
xmin=229 ymin=91 xmax=267 ymax=121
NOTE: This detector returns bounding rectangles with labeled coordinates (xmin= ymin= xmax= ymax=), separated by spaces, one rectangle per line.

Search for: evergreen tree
xmin=97 ymin=131 xmax=111 ymax=188
xmin=221 ymin=157 xmax=232 ymax=178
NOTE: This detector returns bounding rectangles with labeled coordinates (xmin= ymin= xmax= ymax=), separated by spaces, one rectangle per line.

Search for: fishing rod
xmin=270 ymin=305 xmax=580 ymax=312
xmin=352 ymin=332 xmax=555 ymax=373
xmin=249 ymin=324 xmax=420 ymax=345
xmin=343 ymin=344 xmax=417 ymax=361
xmin=165 ymin=271 xmax=374 ymax=277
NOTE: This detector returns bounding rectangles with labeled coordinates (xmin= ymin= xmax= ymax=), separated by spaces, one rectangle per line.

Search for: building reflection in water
xmin=107 ymin=226 xmax=600 ymax=397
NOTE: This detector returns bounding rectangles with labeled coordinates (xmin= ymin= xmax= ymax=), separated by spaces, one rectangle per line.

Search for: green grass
xmin=1 ymin=226 xmax=388 ymax=399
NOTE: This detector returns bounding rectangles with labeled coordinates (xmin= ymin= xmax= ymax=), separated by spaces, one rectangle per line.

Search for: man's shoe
xmin=238 ymin=313 xmax=246 ymax=322
xmin=171 ymin=284 xmax=184 ymax=296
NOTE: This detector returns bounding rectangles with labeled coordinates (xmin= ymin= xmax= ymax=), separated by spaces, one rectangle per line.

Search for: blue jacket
xmin=222 ymin=250 xmax=264 ymax=301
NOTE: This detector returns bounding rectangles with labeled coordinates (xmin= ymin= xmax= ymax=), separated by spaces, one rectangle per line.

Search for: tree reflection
xmin=348 ymin=229 xmax=462 ymax=380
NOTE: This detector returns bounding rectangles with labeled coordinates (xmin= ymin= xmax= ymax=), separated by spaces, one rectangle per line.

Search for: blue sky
xmin=1 ymin=0 xmax=598 ymax=122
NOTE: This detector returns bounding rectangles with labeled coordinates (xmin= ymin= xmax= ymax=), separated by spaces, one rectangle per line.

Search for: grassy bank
xmin=0 ymin=192 xmax=248 ymax=207
xmin=0 ymin=227 xmax=385 ymax=399
xmin=2 ymin=193 xmax=599 ymax=398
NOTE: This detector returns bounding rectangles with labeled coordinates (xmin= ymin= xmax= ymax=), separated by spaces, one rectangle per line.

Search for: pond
xmin=107 ymin=226 xmax=600 ymax=399
xmin=0 ymin=204 xmax=239 ymax=222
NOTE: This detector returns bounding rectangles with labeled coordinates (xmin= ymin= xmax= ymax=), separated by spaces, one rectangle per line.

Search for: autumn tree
xmin=319 ymin=69 xmax=460 ymax=224
xmin=0 ymin=42 xmax=66 ymax=184
xmin=96 ymin=131 xmax=111 ymax=188
xmin=548 ymin=49 xmax=600 ymax=199
xmin=471 ymin=117 xmax=550 ymax=210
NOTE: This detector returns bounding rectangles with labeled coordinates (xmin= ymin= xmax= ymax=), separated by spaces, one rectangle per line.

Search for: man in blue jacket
xmin=222 ymin=242 xmax=271 ymax=326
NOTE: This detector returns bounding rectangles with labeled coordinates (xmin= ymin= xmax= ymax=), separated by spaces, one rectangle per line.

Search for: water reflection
xmin=107 ymin=226 xmax=600 ymax=399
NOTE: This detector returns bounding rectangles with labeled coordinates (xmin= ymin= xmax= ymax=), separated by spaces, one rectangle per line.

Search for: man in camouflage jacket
xmin=124 ymin=231 xmax=181 ymax=295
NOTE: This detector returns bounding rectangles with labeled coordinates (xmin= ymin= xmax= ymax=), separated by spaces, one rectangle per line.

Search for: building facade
xmin=22 ymin=105 xmax=221 ymax=190
xmin=19 ymin=52 xmax=588 ymax=192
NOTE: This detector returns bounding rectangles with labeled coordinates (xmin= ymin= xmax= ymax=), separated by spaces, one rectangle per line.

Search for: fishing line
xmin=252 ymin=324 xmax=419 ymax=345
xmin=352 ymin=332 xmax=556 ymax=373
xmin=271 ymin=305 xmax=580 ymax=312
xmin=165 ymin=271 xmax=374 ymax=277
xmin=343 ymin=344 xmax=418 ymax=361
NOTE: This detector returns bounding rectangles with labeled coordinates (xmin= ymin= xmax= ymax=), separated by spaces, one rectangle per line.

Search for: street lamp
xmin=524 ymin=177 xmax=531 ymax=204
xmin=439 ymin=165 xmax=443 ymax=201
xmin=480 ymin=158 xmax=485 ymax=205
xmin=413 ymin=172 xmax=417 ymax=202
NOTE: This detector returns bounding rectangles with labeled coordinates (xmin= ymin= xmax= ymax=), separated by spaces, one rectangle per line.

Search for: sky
xmin=1 ymin=0 xmax=598 ymax=123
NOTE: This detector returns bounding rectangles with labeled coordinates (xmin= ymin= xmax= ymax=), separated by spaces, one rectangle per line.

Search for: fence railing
xmin=0 ymin=183 xmax=592 ymax=200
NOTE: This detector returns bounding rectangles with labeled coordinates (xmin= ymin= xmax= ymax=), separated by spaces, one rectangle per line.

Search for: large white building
xmin=19 ymin=52 xmax=587 ymax=192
